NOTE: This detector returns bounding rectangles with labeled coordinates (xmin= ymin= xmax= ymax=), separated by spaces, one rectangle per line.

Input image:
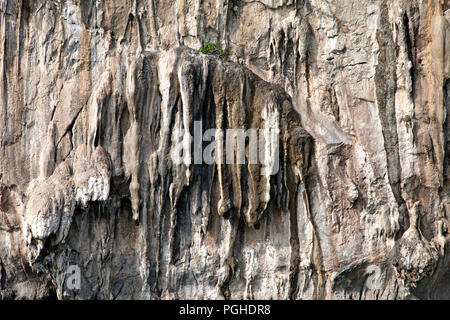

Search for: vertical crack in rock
xmin=374 ymin=3 xmax=407 ymax=236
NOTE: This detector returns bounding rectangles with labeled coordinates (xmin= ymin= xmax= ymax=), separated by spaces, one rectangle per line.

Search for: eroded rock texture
xmin=0 ymin=0 xmax=449 ymax=300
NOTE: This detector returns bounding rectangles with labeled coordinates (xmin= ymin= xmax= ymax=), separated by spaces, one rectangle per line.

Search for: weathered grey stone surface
xmin=0 ymin=0 xmax=449 ymax=299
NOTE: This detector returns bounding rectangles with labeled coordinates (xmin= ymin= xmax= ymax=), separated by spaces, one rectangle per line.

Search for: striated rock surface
xmin=0 ymin=0 xmax=449 ymax=299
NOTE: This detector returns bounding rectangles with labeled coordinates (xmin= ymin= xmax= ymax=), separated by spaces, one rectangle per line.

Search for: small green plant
xmin=200 ymin=42 xmax=232 ymax=61
xmin=200 ymin=41 xmax=218 ymax=54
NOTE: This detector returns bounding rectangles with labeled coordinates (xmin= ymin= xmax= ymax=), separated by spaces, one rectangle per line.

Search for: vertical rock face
xmin=0 ymin=0 xmax=449 ymax=300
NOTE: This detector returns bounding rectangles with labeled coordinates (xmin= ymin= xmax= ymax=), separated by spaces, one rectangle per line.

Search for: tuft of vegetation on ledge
xmin=200 ymin=42 xmax=232 ymax=61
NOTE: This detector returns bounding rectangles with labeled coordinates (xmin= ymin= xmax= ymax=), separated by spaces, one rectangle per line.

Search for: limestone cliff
xmin=0 ymin=0 xmax=449 ymax=300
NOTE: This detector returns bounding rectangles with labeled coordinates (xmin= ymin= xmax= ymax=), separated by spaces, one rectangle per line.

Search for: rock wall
xmin=0 ymin=0 xmax=449 ymax=299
